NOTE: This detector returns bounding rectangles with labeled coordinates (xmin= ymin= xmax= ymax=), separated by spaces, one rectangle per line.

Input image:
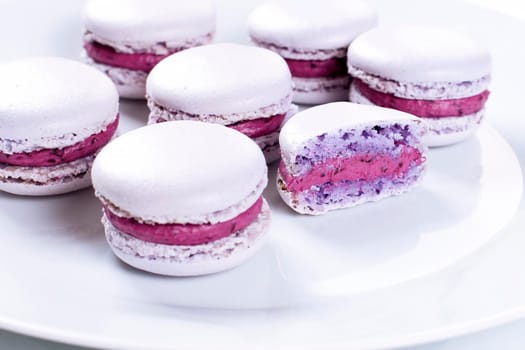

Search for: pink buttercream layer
xmin=229 ymin=114 xmax=285 ymax=138
xmin=280 ymin=147 xmax=424 ymax=193
xmin=84 ymin=41 xmax=175 ymax=72
xmin=286 ymin=57 xmax=348 ymax=78
xmin=0 ymin=115 xmax=119 ymax=167
xmin=354 ymin=79 xmax=490 ymax=118
xmin=105 ymin=197 xmax=263 ymax=246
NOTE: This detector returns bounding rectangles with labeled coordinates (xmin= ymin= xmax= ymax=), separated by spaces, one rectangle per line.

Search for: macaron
xmin=248 ymin=0 xmax=377 ymax=105
xmin=92 ymin=121 xmax=270 ymax=276
xmin=277 ymin=102 xmax=427 ymax=215
xmin=0 ymin=57 xmax=119 ymax=196
xmin=146 ymin=43 xmax=296 ymax=163
xmin=82 ymin=0 xmax=216 ymax=99
xmin=347 ymin=26 xmax=491 ymax=147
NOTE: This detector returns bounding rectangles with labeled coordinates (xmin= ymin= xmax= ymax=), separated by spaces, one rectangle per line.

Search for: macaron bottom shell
xmin=422 ymin=112 xmax=483 ymax=147
xmin=103 ymin=199 xmax=271 ymax=276
xmin=254 ymin=130 xmax=281 ymax=163
xmin=0 ymin=156 xmax=94 ymax=196
xmin=292 ymin=76 xmax=350 ymax=105
xmin=115 ymin=82 xmax=147 ymax=100
xmin=293 ymin=85 xmax=350 ymax=105
xmin=84 ymin=54 xmax=147 ymax=99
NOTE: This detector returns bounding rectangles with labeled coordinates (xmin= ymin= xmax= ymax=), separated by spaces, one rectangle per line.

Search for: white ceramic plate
xmin=1 ymin=0 xmax=525 ymax=349
xmin=0 ymin=123 xmax=521 ymax=350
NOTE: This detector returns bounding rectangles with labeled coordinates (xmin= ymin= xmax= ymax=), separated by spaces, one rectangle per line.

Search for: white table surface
xmin=1 ymin=0 xmax=525 ymax=349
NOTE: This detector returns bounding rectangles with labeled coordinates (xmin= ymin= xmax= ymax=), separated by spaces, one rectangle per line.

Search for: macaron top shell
xmin=347 ymin=26 xmax=491 ymax=83
xmin=248 ymin=0 xmax=377 ymax=50
xmin=92 ymin=121 xmax=267 ymax=224
xmin=147 ymin=43 xmax=292 ymax=115
xmin=0 ymin=57 xmax=118 ymax=142
xmin=280 ymin=102 xmax=424 ymax=156
xmin=83 ymin=0 xmax=216 ymax=43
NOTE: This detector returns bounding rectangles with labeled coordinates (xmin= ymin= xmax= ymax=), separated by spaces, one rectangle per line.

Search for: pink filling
xmin=105 ymin=197 xmax=263 ymax=246
xmin=229 ymin=114 xmax=286 ymax=138
xmin=84 ymin=41 xmax=176 ymax=72
xmin=355 ymin=79 xmax=490 ymax=118
xmin=285 ymin=57 xmax=348 ymax=78
xmin=280 ymin=147 xmax=423 ymax=193
xmin=0 ymin=115 xmax=119 ymax=167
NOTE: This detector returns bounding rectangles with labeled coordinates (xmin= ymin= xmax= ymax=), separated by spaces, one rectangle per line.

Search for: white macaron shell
xmin=146 ymin=43 xmax=292 ymax=115
xmin=92 ymin=121 xmax=267 ymax=224
xmin=0 ymin=57 xmax=118 ymax=147
xmin=248 ymin=0 xmax=377 ymax=50
xmin=83 ymin=0 xmax=216 ymax=43
xmin=279 ymin=102 xmax=423 ymax=157
xmin=347 ymin=26 xmax=491 ymax=83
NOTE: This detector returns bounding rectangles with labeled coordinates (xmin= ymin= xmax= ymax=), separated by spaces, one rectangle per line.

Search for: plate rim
xmin=2 ymin=305 xmax=525 ymax=350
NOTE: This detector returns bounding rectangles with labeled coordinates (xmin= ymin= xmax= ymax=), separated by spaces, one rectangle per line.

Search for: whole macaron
xmin=248 ymin=0 xmax=377 ymax=105
xmin=347 ymin=26 xmax=491 ymax=147
xmin=82 ymin=0 xmax=216 ymax=99
xmin=0 ymin=57 xmax=119 ymax=196
xmin=146 ymin=43 xmax=296 ymax=163
xmin=277 ymin=102 xmax=427 ymax=215
xmin=92 ymin=121 xmax=270 ymax=276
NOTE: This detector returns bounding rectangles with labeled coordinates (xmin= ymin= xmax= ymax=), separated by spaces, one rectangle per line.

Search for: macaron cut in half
xmin=146 ymin=43 xmax=296 ymax=163
xmin=277 ymin=102 xmax=427 ymax=215
xmin=92 ymin=121 xmax=270 ymax=276
xmin=348 ymin=26 xmax=491 ymax=147
xmin=248 ymin=0 xmax=377 ymax=105
xmin=82 ymin=0 xmax=216 ymax=99
xmin=0 ymin=57 xmax=119 ymax=196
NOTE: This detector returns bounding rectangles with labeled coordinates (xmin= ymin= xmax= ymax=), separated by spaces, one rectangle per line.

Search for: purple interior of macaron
xmin=279 ymin=123 xmax=426 ymax=210
xmin=289 ymin=123 xmax=421 ymax=176
xmin=280 ymin=146 xmax=422 ymax=192
xmin=294 ymin=165 xmax=423 ymax=208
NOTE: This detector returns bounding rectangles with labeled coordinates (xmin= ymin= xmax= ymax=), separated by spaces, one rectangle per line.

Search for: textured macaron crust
xmin=92 ymin=121 xmax=270 ymax=276
xmin=248 ymin=0 xmax=377 ymax=104
xmin=277 ymin=102 xmax=427 ymax=215
xmin=0 ymin=57 xmax=119 ymax=196
xmin=347 ymin=26 xmax=491 ymax=147
xmin=146 ymin=43 xmax=296 ymax=162
xmin=82 ymin=0 xmax=216 ymax=99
